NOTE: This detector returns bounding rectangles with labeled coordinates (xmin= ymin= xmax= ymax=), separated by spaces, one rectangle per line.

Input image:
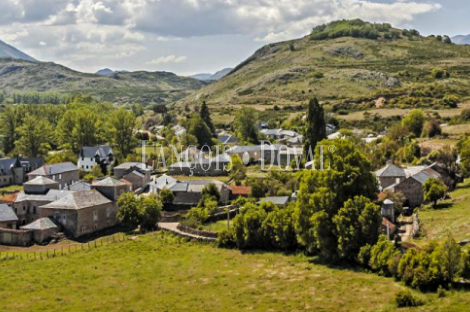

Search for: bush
xmin=217 ymin=230 xmax=236 ymax=249
xmin=395 ymin=289 xmax=424 ymax=308
xmin=437 ymin=285 xmax=446 ymax=298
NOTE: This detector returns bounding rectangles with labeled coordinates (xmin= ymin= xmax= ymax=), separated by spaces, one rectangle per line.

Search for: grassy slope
xmin=2 ymin=233 xmax=470 ymax=312
xmin=0 ymin=58 xmax=206 ymax=104
xmin=416 ymin=179 xmax=470 ymax=244
xmin=177 ymin=33 xmax=470 ymax=109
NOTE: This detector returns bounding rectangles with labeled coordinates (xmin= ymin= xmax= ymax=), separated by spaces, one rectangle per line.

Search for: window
xmin=52 ymin=175 xmax=56 ymax=180
xmin=93 ymin=210 xmax=98 ymax=221
xmin=23 ymin=206 xmax=26 ymax=211
xmin=59 ymin=174 xmax=62 ymax=179
xmin=106 ymin=208 xmax=111 ymax=218
xmin=82 ymin=157 xmax=84 ymax=161
xmin=33 ymin=206 xmax=37 ymax=214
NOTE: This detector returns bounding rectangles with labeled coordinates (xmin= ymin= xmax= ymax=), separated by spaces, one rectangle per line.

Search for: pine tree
xmin=199 ymin=101 xmax=216 ymax=137
xmin=303 ymin=98 xmax=326 ymax=161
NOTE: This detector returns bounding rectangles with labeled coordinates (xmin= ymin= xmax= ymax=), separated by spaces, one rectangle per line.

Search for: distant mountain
xmin=191 ymin=68 xmax=233 ymax=81
xmin=0 ymin=39 xmax=36 ymax=62
xmin=0 ymin=58 xmax=207 ymax=105
xmin=452 ymin=35 xmax=470 ymax=45
xmin=96 ymin=68 xmax=114 ymax=75
xmin=96 ymin=68 xmax=130 ymax=75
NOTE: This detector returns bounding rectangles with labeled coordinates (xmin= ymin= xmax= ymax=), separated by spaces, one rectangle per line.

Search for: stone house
xmin=0 ymin=204 xmax=18 ymax=229
xmin=13 ymin=189 xmax=74 ymax=226
xmin=149 ymin=174 xmax=177 ymax=193
xmin=113 ymin=162 xmax=150 ymax=179
xmin=122 ymin=167 xmax=151 ymax=191
xmin=375 ymin=164 xmax=406 ymax=189
xmin=169 ymin=154 xmax=231 ymax=176
xmin=78 ymin=145 xmax=114 ymax=174
xmin=20 ymin=217 xmax=58 ymax=244
xmin=0 ymin=156 xmax=43 ymax=187
xmin=28 ymin=162 xmax=79 ymax=190
xmin=40 ymin=190 xmax=117 ymax=238
xmin=170 ymin=180 xmax=230 ymax=207
xmin=225 ymin=145 xmax=279 ymax=164
xmin=24 ymin=176 xmax=59 ymax=194
xmin=69 ymin=181 xmax=92 ymax=191
xmin=92 ymin=177 xmax=130 ymax=201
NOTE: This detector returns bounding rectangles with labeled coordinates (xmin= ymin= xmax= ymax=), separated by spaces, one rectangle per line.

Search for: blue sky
xmin=0 ymin=0 xmax=468 ymax=75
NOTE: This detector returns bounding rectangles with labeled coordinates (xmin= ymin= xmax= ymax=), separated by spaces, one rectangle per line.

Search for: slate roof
xmin=114 ymin=162 xmax=147 ymax=170
xmin=21 ymin=217 xmax=58 ymax=230
xmin=218 ymin=134 xmax=239 ymax=145
xmin=41 ymin=190 xmax=111 ymax=210
xmin=226 ymin=145 xmax=280 ymax=154
xmin=69 ymin=181 xmax=92 ymax=191
xmin=80 ymin=145 xmax=113 ymax=159
xmin=24 ymin=176 xmax=58 ymax=186
xmin=15 ymin=189 xmax=74 ymax=203
xmin=375 ymin=164 xmax=406 ymax=177
xmin=261 ymin=129 xmax=282 ymax=136
xmin=170 ymin=180 xmax=227 ymax=193
xmin=280 ymin=130 xmax=300 ymax=138
xmin=93 ymin=177 xmax=126 ymax=187
xmin=155 ymin=174 xmax=177 ymax=189
xmin=28 ymin=162 xmax=78 ymax=176
xmin=0 ymin=204 xmax=18 ymax=222
xmin=287 ymin=135 xmax=303 ymax=145
xmin=0 ymin=156 xmax=43 ymax=176
xmin=258 ymin=196 xmax=290 ymax=206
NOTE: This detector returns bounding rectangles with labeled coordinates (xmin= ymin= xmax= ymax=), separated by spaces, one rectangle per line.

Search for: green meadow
xmin=1 ymin=232 xmax=470 ymax=312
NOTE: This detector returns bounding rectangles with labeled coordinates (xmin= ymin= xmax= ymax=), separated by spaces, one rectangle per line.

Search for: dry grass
xmin=442 ymin=124 xmax=470 ymax=136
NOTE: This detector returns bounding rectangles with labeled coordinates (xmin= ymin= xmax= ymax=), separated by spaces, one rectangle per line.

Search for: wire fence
xmin=0 ymin=233 xmax=128 ymax=262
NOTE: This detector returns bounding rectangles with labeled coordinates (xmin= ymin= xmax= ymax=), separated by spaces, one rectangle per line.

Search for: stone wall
xmin=177 ymin=224 xmax=218 ymax=239
xmin=0 ymin=228 xmax=33 ymax=246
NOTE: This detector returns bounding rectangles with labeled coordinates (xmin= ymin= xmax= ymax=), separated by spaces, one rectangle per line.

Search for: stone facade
xmin=0 ymin=228 xmax=33 ymax=246
xmin=0 ymin=156 xmax=43 ymax=187
xmin=393 ymin=178 xmax=424 ymax=208
xmin=28 ymin=162 xmax=80 ymax=190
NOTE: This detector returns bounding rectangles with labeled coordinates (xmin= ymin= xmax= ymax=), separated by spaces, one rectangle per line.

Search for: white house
xmin=78 ymin=145 xmax=114 ymax=174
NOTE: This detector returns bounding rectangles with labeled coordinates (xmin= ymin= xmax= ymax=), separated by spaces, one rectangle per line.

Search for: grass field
xmin=442 ymin=124 xmax=470 ymax=136
xmin=3 ymin=232 xmax=470 ymax=311
xmin=415 ymin=179 xmax=470 ymax=244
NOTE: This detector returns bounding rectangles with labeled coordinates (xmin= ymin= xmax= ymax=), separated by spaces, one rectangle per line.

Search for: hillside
xmin=191 ymin=67 xmax=233 ymax=81
xmin=178 ymin=20 xmax=470 ymax=108
xmin=0 ymin=39 xmax=36 ymax=62
xmin=0 ymin=58 xmax=206 ymax=105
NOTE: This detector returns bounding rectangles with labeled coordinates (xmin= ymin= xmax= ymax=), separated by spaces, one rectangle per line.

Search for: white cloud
xmin=147 ymin=55 xmax=187 ymax=65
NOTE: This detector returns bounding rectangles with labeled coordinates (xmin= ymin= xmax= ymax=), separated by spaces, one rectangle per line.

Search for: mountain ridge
xmin=0 ymin=39 xmax=36 ymax=62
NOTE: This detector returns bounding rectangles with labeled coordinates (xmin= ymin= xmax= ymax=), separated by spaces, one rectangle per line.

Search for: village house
xmin=376 ymin=163 xmax=442 ymax=207
xmin=0 ymin=204 xmax=18 ymax=229
xmin=113 ymin=162 xmax=150 ymax=179
xmin=92 ymin=177 xmax=130 ymax=201
xmin=40 ymin=190 xmax=117 ymax=238
xmin=258 ymin=196 xmax=291 ymax=207
xmin=78 ymin=145 xmax=114 ymax=174
xmin=0 ymin=156 xmax=43 ymax=187
xmin=20 ymin=218 xmax=59 ymax=244
xmin=149 ymin=174 xmax=177 ymax=193
xmin=217 ymin=133 xmax=239 ymax=145
xmin=69 ymin=181 xmax=92 ymax=191
xmin=28 ymin=162 xmax=80 ymax=190
xmin=121 ymin=167 xmax=152 ymax=191
xmin=230 ymin=185 xmax=251 ymax=199
xmin=225 ymin=145 xmax=279 ymax=164
xmin=168 ymin=180 xmax=230 ymax=207
xmin=169 ymin=154 xmax=231 ymax=176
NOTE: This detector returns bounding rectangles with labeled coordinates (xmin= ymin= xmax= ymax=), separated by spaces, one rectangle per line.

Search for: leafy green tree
xmin=462 ymin=250 xmax=470 ymax=280
xmin=109 ymin=109 xmax=138 ymax=158
xmin=262 ymin=204 xmax=297 ymax=250
xmin=440 ymin=232 xmax=463 ymax=283
xmin=15 ymin=115 xmax=52 ymax=157
xmin=423 ymin=178 xmax=447 ymax=206
xmin=159 ymin=188 xmax=175 ymax=207
xmin=334 ymin=196 xmax=382 ymax=260
xmin=117 ymin=192 xmax=142 ymax=228
xmin=402 ymin=109 xmax=425 ymax=137
xmin=303 ymin=98 xmax=326 ymax=161
xmin=229 ymin=154 xmax=246 ymax=184
xmin=202 ymin=182 xmax=221 ymax=202
xmin=423 ymin=119 xmax=442 ymax=138
xmin=458 ymin=137 xmax=470 ymax=177
xmin=140 ymin=194 xmax=162 ymax=230
xmin=233 ymin=107 xmax=259 ymax=143
xmin=187 ymin=116 xmax=214 ymax=148
xmin=199 ymin=101 xmax=216 ymax=137
xmin=0 ymin=106 xmax=19 ymax=154
xmin=232 ymin=204 xmax=268 ymax=249
xmin=370 ymin=235 xmax=400 ymax=276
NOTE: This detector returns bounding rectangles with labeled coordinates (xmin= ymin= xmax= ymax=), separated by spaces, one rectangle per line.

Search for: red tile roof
xmin=0 ymin=192 xmax=19 ymax=204
xmin=231 ymin=186 xmax=251 ymax=195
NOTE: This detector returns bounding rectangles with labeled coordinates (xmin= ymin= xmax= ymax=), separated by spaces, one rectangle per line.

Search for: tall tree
xmin=233 ymin=107 xmax=259 ymax=144
xmin=303 ymin=98 xmax=326 ymax=161
xmin=15 ymin=115 xmax=52 ymax=157
xmin=109 ymin=109 xmax=138 ymax=158
xmin=0 ymin=106 xmax=18 ymax=154
xmin=187 ymin=116 xmax=213 ymax=148
xmin=199 ymin=101 xmax=216 ymax=138
xmin=402 ymin=109 xmax=426 ymax=137
xmin=423 ymin=178 xmax=447 ymax=206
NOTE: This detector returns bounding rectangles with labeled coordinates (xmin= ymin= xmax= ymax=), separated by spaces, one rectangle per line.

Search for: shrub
xmin=217 ymin=230 xmax=236 ymax=249
xmin=437 ymin=285 xmax=446 ymax=298
xmin=395 ymin=289 xmax=424 ymax=308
